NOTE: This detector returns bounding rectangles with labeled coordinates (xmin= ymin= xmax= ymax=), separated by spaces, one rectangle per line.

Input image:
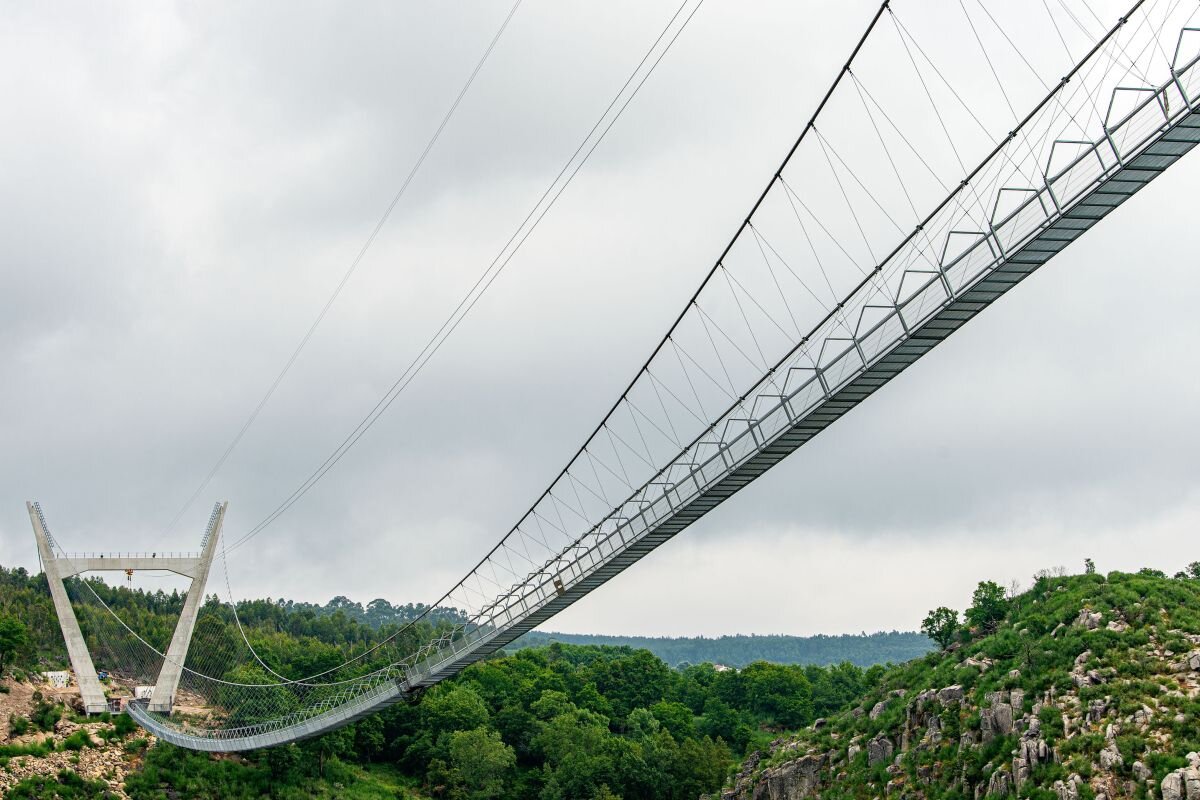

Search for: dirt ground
xmin=0 ymin=679 xmax=39 ymax=740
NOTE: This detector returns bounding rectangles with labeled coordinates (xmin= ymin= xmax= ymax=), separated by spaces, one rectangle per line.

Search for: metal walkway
xmin=124 ymin=37 xmax=1200 ymax=751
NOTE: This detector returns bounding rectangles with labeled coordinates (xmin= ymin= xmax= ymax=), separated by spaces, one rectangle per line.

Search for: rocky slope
xmin=718 ymin=570 xmax=1200 ymax=800
xmin=0 ymin=683 xmax=148 ymax=798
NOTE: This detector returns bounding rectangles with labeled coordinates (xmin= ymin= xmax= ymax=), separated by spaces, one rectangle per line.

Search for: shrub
xmin=30 ymin=699 xmax=62 ymax=732
xmin=8 ymin=714 xmax=30 ymax=737
xmin=113 ymin=713 xmax=138 ymax=737
xmin=60 ymin=730 xmax=92 ymax=751
xmin=6 ymin=769 xmax=113 ymax=799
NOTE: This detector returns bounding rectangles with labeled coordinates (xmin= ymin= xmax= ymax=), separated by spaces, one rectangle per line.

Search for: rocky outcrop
xmin=749 ymin=753 xmax=826 ymax=800
xmin=714 ymin=576 xmax=1200 ymax=800
xmin=937 ymin=685 xmax=964 ymax=704
xmin=1168 ymin=651 xmax=1200 ymax=674
xmin=1053 ymin=774 xmax=1085 ymax=800
xmin=980 ymin=691 xmax=1015 ymax=742
xmin=1013 ymin=718 xmax=1050 ymax=786
xmin=867 ymin=735 xmax=894 ymax=767
xmin=1098 ymin=740 xmax=1123 ymax=770
xmin=1161 ymin=753 xmax=1200 ymax=800
xmin=721 ymin=751 xmax=762 ymax=799
xmin=978 ymin=768 xmax=1011 ymax=799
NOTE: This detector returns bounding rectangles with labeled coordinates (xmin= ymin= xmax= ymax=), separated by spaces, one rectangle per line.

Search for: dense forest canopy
xmin=3 ymin=561 xmax=1197 ymax=799
xmin=0 ymin=563 xmax=900 ymax=799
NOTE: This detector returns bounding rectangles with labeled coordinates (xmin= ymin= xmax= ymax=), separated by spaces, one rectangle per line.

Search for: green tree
xmin=300 ymin=725 xmax=354 ymax=778
xmin=650 ymin=700 xmax=696 ymax=742
xmin=448 ymin=727 xmax=515 ymax=800
xmin=0 ymin=615 xmax=29 ymax=672
xmin=1187 ymin=561 xmax=1200 ymax=579
xmin=354 ymin=714 xmax=386 ymax=761
xmin=1084 ymin=558 xmax=1096 ymax=575
xmin=966 ymin=581 xmax=1009 ymax=633
xmin=921 ymin=607 xmax=959 ymax=650
xmin=740 ymin=662 xmax=813 ymax=728
xmin=263 ymin=744 xmax=301 ymax=782
xmin=423 ymin=685 xmax=491 ymax=739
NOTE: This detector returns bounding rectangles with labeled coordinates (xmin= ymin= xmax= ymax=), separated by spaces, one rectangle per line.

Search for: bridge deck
xmin=128 ymin=50 xmax=1200 ymax=751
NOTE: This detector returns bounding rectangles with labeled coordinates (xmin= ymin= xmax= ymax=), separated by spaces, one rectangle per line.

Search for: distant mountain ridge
xmin=507 ymin=630 xmax=934 ymax=668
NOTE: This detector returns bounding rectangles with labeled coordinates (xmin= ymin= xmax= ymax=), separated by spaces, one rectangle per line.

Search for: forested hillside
xmin=510 ymin=631 xmax=932 ymax=668
xmin=0 ymin=564 xmax=893 ymax=799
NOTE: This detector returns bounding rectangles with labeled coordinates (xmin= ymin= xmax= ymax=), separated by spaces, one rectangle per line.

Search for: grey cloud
xmin=2 ymin=0 xmax=1197 ymax=637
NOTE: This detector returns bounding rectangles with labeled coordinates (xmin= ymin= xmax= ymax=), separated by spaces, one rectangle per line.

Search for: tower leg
xmin=148 ymin=502 xmax=226 ymax=713
xmin=27 ymin=503 xmax=109 ymax=714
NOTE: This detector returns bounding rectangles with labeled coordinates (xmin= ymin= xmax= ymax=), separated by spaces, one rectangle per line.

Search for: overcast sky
xmin=2 ymin=1 xmax=1198 ymax=638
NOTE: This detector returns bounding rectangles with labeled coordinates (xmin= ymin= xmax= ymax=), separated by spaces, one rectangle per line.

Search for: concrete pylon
xmin=28 ymin=501 xmax=227 ymax=715
xmin=149 ymin=502 xmax=225 ymax=712
xmin=28 ymin=502 xmax=108 ymax=714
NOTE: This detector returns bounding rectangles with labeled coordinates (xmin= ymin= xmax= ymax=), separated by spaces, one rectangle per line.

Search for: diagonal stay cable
xmin=123 ymin=0 xmax=1162 ymax=703
xmin=155 ymin=0 xmax=711 ymax=688
xmin=178 ymin=2 xmax=894 ymax=690
xmin=225 ymin=0 xmax=704 ymax=553
xmin=159 ymin=0 xmax=525 ymax=538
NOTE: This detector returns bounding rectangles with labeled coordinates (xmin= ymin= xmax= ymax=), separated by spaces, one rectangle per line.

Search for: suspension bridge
xmin=28 ymin=0 xmax=1200 ymax=751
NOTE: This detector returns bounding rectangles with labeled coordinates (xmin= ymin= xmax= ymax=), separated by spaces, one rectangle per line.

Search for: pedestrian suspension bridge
xmin=29 ymin=0 xmax=1200 ymax=751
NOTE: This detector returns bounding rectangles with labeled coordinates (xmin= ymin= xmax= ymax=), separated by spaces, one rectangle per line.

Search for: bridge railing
xmin=404 ymin=46 xmax=1200 ymax=684
xmin=59 ymin=552 xmax=201 ymax=561
xmin=130 ymin=35 xmax=1200 ymax=751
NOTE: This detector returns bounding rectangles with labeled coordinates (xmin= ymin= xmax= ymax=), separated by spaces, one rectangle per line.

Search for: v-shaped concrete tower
xmin=28 ymin=501 xmax=226 ymax=714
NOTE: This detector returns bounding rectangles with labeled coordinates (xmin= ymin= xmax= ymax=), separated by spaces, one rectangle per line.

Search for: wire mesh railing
xmin=88 ymin=2 xmax=1200 ymax=750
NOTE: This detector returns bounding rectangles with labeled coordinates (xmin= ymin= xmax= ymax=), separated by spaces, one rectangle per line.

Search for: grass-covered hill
xmin=509 ymin=631 xmax=933 ymax=668
xmin=718 ymin=565 xmax=1200 ymax=800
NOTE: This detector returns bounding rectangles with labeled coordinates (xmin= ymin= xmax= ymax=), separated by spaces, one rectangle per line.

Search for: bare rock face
xmin=962 ymin=656 xmax=993 ymax=672
xmin=1013 ymin=719 xmax=1050 ymax=787
xmin=1054 ymin=774 xmax=1085 ymax=800
xmin=869 ymin=700 xmax=888 ymax=720
xmin=938 ymin=685 xmax=964 ymax=704
xmin=993 ymin=703 xmax=1014 ymax=735
xmin=1168 ymin=652 xmax=1200 ymax=674
xmin=1075 ymin=610 xmax=1103 ymax=630
xmin=867 ymin=735 xmax=894 ymax=767
xmin=750 ymin=753 xmax=826 ymax=800
xmin=981 ymin=692 xmax=1015 ymax=742
xmin=1162 ymin=771 xmax=1184 ymax=800
xmin=721 ymin=751 xmax=762 ymax=800
xmin=1087 ymin=698 xmax=1110 ymax=725
xmin=903 ymin=689 xmax=946 ymax=749
xmin=1099 ymin=740 xmax=1124 ymax=770
xmin=1159 ymin=754 xmax=1200 ymax=800
xmin=977 ymin=768 xmax=1012 ymax=799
